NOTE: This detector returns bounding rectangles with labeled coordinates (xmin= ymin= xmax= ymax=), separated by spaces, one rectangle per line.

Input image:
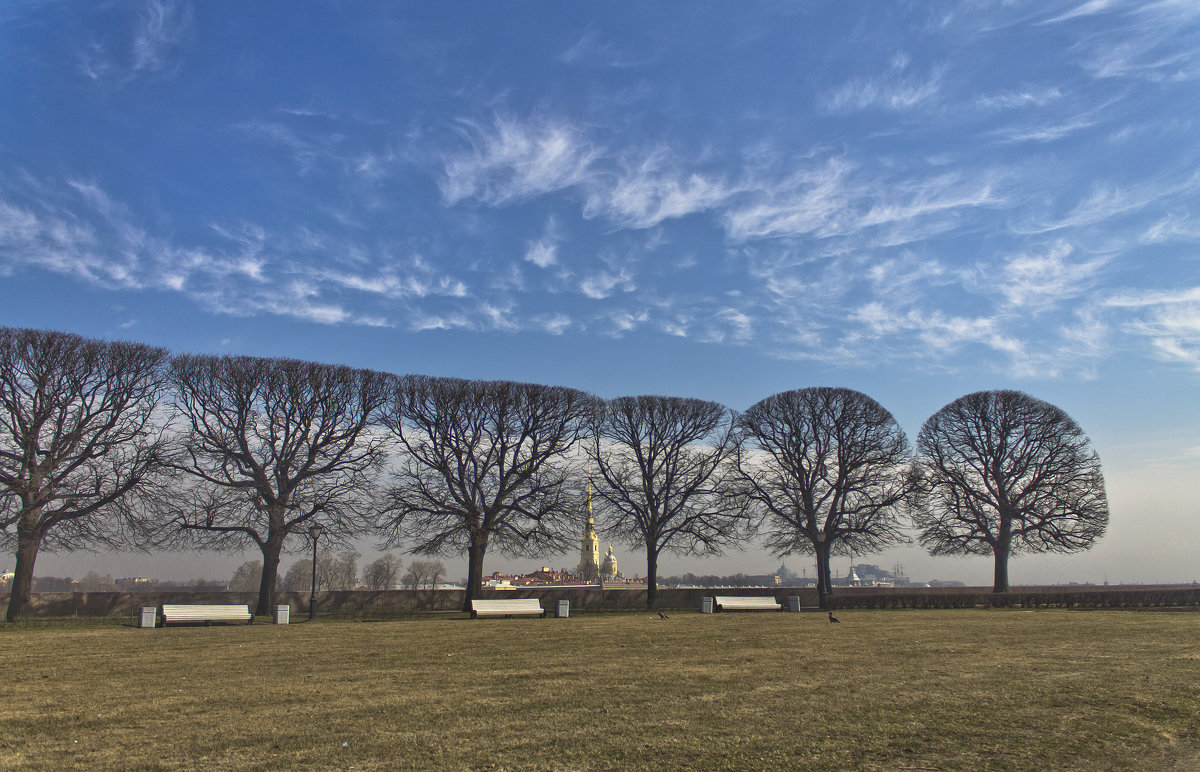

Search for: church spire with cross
xmin=576 ymin=461 xmax=600 ymax=582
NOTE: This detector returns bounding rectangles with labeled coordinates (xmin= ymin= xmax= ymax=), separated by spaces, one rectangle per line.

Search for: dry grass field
xmin=1 ymin=609 xmax=1197 ymax=770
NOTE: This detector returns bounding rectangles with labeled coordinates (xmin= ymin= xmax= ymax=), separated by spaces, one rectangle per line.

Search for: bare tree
xmin=327 ymin=549 xmax=360 ymax=590
xmin=280 ymin=558 xmax=312 ymax=592
xmin=735 ymin=387 xmax=912 ymax=610
xmin=426 ymin=559 xmax=446 ymax=589
xmin=0 ymin=327 xmax=170 ymax=621
xmin=401 ymin=558 xmax=446 ymax=590
xmin=163 ymin=354 xmax=391 ymax=615
xmin=78 ymin=572 xmax=117 ymax=592
xmin=228 ymin=560 xmax=262 ymax=591
xmin=912 ymin=390 xmax=1109 ymax=592
xmin=588 ymin=395 xmax=749 ymax=608
xmin=380 ymin=376 xmax=596 ymax=612
xmin=314 ymin=551 xmax=336 ymax=591
xmin=361 ymin=554 xmax=401 ymax=590
xmin=400 ymin=560 xmax=426 ymax=590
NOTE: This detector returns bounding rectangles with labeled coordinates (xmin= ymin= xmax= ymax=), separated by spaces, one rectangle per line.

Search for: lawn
xmin=1 ymin=609 xmax=1197 ymax=770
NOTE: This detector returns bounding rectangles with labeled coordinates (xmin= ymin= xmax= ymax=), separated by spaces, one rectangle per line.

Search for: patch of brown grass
xmin=1 ymin=609 xmax=1197 ymax=770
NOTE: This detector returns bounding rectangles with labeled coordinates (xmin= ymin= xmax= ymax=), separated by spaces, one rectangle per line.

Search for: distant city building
xmin=839 ymin=563 xmax=910 ymax=587
xmin=115 ymin=577 xmax=154 ymax=589
xmin=486 ymin=567 xmax=577 ymax=587
xmin=576 ymin=464 xmax=601 ymax=582
xmin=577 ymin=511 xmax=601 ymax=583
xmin=574 ymin=464 xmax=628 ymax=583
xmin=484 ymin=479 xmax=641 ymax=588
xmin=601 ymin=545 xmax=620 ymax=582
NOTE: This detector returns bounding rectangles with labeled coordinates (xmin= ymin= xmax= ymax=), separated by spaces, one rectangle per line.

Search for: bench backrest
xmin=471 ymin=598 xmax=544 ymax=612
xmin=713 ymin=596 xmax=781 ymax=610
xmin=160 ymin=604 xmax=252 ymax=623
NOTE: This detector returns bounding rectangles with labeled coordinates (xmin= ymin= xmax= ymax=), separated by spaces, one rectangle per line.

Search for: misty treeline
xmin=0 ymin=326 xmax=1110 ymax=619
xmin=226 ymin=553 xmax=424 ymax=592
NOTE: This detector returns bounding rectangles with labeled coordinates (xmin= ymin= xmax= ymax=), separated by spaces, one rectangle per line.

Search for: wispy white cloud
xmin=848 ymin=296 xmax=1110 ymax=378
xmin=524 ymin=240 xmax=558 ymax=269
xmin=132 ymin=0 xmax=190 ymax=74
xmin=1105 ymin=286 xmax=1200 ymax=309
xmin=1040 ymin=0 xmax=1121 ymax=25
xmin=1109 ymin=287 xmax=1200 ymax=369
xmin=235 ymin=120 xmax=334 ymax=175
xmin=992 ymin=117 xmax=1097 ymax=144
xmin=1041 ymin=0 xmax=1200 ymax=82
xmin=976 ymin=87 xmax=1063 ymax=111
xmin=524 ymin=216 xmax=562 ymax=268
xmin=1139 ymin=212 xmax=1200 ymax=243
xmin=725 ymin=161 xmax=996 ymax=243
xmin=81 ymin=0 xmax=191 ymax=85
xmin=558 ymin=28 xmax=649 ymax=68
xmin=325 ymin=269 xmax=468 ymax=300
xmin=723 ymin=159 xmax=857 ymax=241
xmin=534 ymin=313 xmax=573 ymax=335
xmin=264 ymin=282 xmax=351 ymax=325
xmin=866 ymin=254 xmax=948 ymax=305
xmin=715 ymin=308 xmax=753 ymax=343
xmin=858 ymin=174 xmax=997 ymax=229
xmin=1015 ymin=175 xmax=1199 ymax=235
xmin=991 ymin=241 xmax=1107 ymax=311
xmin=659 ymin=315 xmax=691 ymax=338
xmin=1083 ymin=39 xmax=1193 ymax=81
xmin=440 ymin=116 xmax=598 ymax=205
xmin=583 ymin=151 xmax=733 ymax=229
xmin=604 ymin=309 xmax=650 ymax=336
xmin=478 ymin=302 xmax=518 ymax=331
xmin=0 ymin=177 xmax=463 ymax=330
xmin=409 ymin=312 xmax=473 ymax=332
xmin=579 ymin=267 xmax=635 ymax=300
xmin=822 ymin=64 xmax=944 ymax=114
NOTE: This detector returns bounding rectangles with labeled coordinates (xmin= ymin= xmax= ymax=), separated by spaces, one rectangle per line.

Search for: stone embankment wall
xmin=2 ymin=585 xmax=1198 ymax=619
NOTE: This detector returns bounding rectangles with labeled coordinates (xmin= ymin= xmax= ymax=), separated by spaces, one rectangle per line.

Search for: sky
xmin=1 ymin=1 xmax=1198 ymax=587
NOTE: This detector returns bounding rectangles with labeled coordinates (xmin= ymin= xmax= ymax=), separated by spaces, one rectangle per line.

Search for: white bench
xmin=713 ymin=596 xmax=782 ymax=612
xmin=159 ymin=604 xmax=253 ymax=626
xmin=470 ymin=598 xmax=546 ymax=619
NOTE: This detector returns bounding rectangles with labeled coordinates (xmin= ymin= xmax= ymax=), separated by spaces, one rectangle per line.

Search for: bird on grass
xmin=828 ymin=612 xmax=840 ymax=623
xmin=658 ymin=611 xmax=670 ymax=620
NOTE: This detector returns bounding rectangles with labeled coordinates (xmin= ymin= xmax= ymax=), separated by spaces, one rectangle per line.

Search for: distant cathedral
xmin=576 ymin=465 xmax=621 ymax=583
xmin=601 ymin=545 xmax=619 ymax=581
xmin=577 ymin=510 xmax=601 ymax=582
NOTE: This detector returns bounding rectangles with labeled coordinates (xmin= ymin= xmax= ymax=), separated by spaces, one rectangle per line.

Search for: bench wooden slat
xmin=160 ymin=604 xmax=253 ymax=625
xmin=713 ymin=596 xmax=782 ymax=612
xmin=470 ymin=599 xmax=545 ymax=619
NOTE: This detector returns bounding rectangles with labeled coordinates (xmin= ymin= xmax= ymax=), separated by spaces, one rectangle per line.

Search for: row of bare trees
xmin=0 ymin=326 xmax=1110 ymax=619
xmin=232 ymin=552 xmax=422 ymax=592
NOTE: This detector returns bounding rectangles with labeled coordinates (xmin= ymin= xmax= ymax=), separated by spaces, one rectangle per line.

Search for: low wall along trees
xmin=2 ymin=585 xmax=1197 ymax=620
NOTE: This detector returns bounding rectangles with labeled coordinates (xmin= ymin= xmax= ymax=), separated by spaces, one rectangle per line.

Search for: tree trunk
xmin=992 ymin=536 xmax=1011 ymax=593
xmin=6 ymin=524 xmax=42 ymax=622
xmin=255 ymin=536 xmax=284 ymax=617
xmin=645 ymin=542 xmax=659 ymax=609
xmin=463 ymin=537 xmax=487 ymax=613
xmin=814 ymin=543 xmax=833 ymax=611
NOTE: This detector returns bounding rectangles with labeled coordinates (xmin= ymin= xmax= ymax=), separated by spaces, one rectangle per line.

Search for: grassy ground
xmin=1 ymin=609 xmax=1197 ymax=771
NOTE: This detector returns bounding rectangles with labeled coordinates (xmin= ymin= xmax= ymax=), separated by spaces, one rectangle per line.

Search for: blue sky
xmin=2 ymin=1 xmax=1198 ymax=585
